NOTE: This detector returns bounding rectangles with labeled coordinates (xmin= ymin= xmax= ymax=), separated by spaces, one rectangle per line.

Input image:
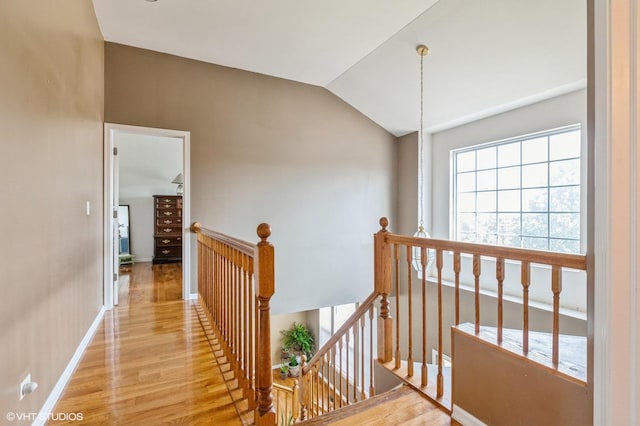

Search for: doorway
xmin=103 ymin=123 xmax=191 ymax=309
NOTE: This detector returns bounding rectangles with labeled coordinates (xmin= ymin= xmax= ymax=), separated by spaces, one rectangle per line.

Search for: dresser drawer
xmin=155 ymin=224 xmax=182 ymax=235
xmin=155 ymin=246 xmax=181 ymax=257
xmin=157 ymin=217 xmax=183 ymax=226
xmin=155 ymin=236 xmax=182 ymax=246
xmin=156 ymin=208 xmax=182 ymax=218
xmin=156 ymin=196 xmax=179 ymax=205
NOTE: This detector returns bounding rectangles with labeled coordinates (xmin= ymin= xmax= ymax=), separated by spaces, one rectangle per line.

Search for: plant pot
xmin=288 ymin=365 xmax=300 ymax=377
xmin=280 ymin=371 xmax=288 ymax=380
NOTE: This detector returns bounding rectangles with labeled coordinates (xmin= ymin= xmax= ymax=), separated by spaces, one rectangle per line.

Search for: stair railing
xmin=374 ymin=216 xmax=589 ymax=408
xmin=297 ymin=291 xmax=380 ymax=421
xmin=273 ymin=381 xmax=299 ymax=425
xmin=192 ymin=222 xmax=276 ymax=426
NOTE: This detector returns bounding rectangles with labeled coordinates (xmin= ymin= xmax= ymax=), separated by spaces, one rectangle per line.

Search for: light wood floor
xmin=300 ymin=385 xmax=454 ymax=425
xmin=50 ymin=263 xmax=241 ymax=425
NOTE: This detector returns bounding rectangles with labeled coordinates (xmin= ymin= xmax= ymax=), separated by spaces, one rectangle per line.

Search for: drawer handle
xmin=163 ymin=212 xmax=173 ymax=216
xmin=163 ymin=228 xmax=172 ymax=233
xmin=163 ymin=220 xmax=172 ymax=224
xmin=163 ymin=199 xmax=171 ymax=202
xmin=162 ymin=250 xmax=170 ymax=254
xmin=163 ymin=204 xmax=171 ymax=208
xmin=162 ymin=239 xmax=170 ymax=244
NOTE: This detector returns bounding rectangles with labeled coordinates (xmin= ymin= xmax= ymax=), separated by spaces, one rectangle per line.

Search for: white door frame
xmin=103 ymin=123 xmax=191 ymax=309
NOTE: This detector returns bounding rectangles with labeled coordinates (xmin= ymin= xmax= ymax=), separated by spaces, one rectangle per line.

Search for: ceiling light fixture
xmin=412 ymin=44 xmax=434 ymax=274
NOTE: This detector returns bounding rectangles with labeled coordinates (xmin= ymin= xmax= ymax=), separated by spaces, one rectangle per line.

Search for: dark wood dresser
xmin=153 ymin=195 xmax=182 ymax=264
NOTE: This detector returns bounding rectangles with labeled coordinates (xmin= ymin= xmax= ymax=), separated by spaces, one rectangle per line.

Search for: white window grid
xmin=452 ymin=125 xmax=582 ymax=254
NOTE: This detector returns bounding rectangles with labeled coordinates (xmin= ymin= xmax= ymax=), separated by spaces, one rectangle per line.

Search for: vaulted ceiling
xmin=92 ymin=0 xmax=586 ymax=136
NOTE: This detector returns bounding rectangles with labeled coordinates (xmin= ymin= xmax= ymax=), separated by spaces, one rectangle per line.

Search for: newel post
xmin=255 ymin=223 xmax=276 ymax=426
xmin=375 ymin=217 xmax=393 ymax=363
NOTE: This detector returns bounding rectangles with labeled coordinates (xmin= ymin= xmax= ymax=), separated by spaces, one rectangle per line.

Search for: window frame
xmin=450 ymin=124 xmax=584 ymax=254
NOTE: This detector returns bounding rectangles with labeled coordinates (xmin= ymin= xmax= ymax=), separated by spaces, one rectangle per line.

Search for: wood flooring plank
xmin=49 ymin=263 xmax=242 ymax=425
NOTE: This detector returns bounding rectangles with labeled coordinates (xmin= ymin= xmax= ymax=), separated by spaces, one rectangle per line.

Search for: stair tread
xmin=299 ymin=386 xmax=451 ymax=425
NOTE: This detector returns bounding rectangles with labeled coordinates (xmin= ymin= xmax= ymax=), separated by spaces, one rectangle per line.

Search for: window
xmin=318 ymin=302 xmax=375 ymax=394
xmin=453 ymin=125 xmax=581 ymax=253
xmin=319 ymin=303 xmax=357 ymax=347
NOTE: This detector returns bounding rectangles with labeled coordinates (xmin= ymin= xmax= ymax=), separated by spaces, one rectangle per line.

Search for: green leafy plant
xmin=288 ymin=356 xmax=299 ymax=367
xmin=280 ymin=412 xmax=295 ymax=426
xmin=280 ymin=322 xmax=315 ymax=358
xmin=279 ymin=363 xmax=289 ymax=374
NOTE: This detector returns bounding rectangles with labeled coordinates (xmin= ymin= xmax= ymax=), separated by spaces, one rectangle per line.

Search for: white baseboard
xmin=188 ymin=293 xmax=198 ymax=300
xmin=452 ymin=404 xmax=487 ymax=426
xmin=135 ymin=257 xmax=152 ymax=263
xmin=33 ymin=306 xmax=105 ymax=426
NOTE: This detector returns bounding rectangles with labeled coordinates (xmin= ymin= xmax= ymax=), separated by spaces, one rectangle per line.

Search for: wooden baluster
xmin=521 ymin=261 xmax=531 ymax=355
xmin=320 ymin=356 xmax=325 ymax=414
xmin=320 ymin=354 xmax=329 ymax=414
xmin=332 ymin=346 xmax=337 ymax=412
xmin=232 ymin=249 xmax=238 ymax=375
xmin=353 ymin=323 xmax=358 ymax=402
xmin=360 ymin=315 xmax=365 ymax=401
xmin=394 ymin=244 xmax=401 ymax=369
xmin=315 ymin=364 xmax=319 ymax=415
xmin=214 ymin=241 xmax=218 ymax=327
xmin=215 ymin=242 xmax=219 ymax=328
xmin=406 ymin=246 xmax=414 ymax=377
xmin=242 ymin=254 xmax=249 ymax=397
xmin=454 ymin=252 xmax=461 ymax=326
xmin=247 ymin=255 xmax=255 ymax=409
xmin=436 ymin=249 xmax=444 ymax=398
xmin=369 ymin=304 xmax=375 ymax=397
xmin=473 ymin=254 xmax=481 ymax=334
xmin=235 ymin=250 xmax=240 ymax=376
xmin=299 ymin=356 xmax=307 ymax=421
xmin=255 ymin=223 xmax=275 ymax=426
xmin=421 ymin=246 xmax=428 ymax=388
xmin=292 ymin=380 xmax=300 ymax=421
xmin=222 ymin=245 xmax=227 ymax=352
xmin=552 ymin=265 xmax=562 ymax=367
xmin=338 ymin=337 xmax=343 ymax=408
xmin=345 ymin=330 xmax=350 ymax=405
xmin=496 ymin=257 xmax=505 ymax=344
xmin=375 ymin=217 xmax=393 ymax=363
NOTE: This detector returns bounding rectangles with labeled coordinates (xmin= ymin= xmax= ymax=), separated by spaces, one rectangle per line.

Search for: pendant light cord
xmin=418 ymin=49 xmax=425 ymax=231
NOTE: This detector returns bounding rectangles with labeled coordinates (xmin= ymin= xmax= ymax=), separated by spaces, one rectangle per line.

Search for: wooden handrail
xmin=303 ymin=291 xmax=379 ymax=374
xmin=192 ymin=222 xmax=256 ymax=256
xmin=384 ymin=233 xmax=587 ymax=271
xmin=192 ymin=221 xmax=276 ymax=425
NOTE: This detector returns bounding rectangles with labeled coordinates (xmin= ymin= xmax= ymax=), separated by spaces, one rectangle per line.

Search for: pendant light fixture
xmin=412 ymin=44 xmax=434 ymax=274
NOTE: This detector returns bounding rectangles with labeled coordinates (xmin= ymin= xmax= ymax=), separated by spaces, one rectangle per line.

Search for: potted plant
xmin=288 ymin=356 xmax=300 ymax=377
xmin=279 ymin=363 xmax=289 ymax=380
xmin=280 ymin=346 xmax=291 ymax=361
xmin=280 ymin=322 xmax=315 ymax=359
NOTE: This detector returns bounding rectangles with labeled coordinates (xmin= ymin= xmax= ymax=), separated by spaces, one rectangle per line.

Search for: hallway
xmin=51 ymin=263 xmax=241 ymax=425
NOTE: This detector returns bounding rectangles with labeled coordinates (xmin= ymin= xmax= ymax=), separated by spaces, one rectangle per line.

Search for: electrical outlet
xmin=19 ymin=374 xmax=31 ymax=400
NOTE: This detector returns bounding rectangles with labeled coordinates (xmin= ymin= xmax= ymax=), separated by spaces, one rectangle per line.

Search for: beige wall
xmin=453 ymin=328 xmax=591 ymax=425
xmin=105 ymin=43 xmax=397 ymax=313
xmin=396 ymin=133 xmax=419 ymax=236
xmin=0 ymin=0 xmax=104 ymax=416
